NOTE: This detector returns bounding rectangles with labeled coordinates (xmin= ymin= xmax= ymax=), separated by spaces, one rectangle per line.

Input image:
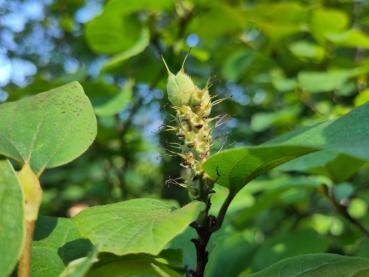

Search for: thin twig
xmin=212 ymin=190 xmax=235 ymax=232
xmin=321 ymin=185 xmax=369 ymax=238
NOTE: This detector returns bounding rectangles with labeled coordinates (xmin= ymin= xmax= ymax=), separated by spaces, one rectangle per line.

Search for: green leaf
xmin=245 ymin=2 xmax=308 ymax=40
xmin=245 ymin=254 xmax=369 ymax=277
xmin=59 ymin=248 xmax=98 ymax=277
xmin=102 ymin=29 xmax=150 ymax=71
xmin=288 ymin=41 xmax=325 ymax=61
xmin=250 ymin=107 xmax=299 ymax=132
xmin=87 ymin=251 xmax=182 ymax=277
xmin=189 ymin=3 xmax=245 ymax=38
xmin=32 ymin=216 xmax=93 ymax=277
xmin=234 ymin=177 xmax=326 ymax=225
xmin=298 ymin=70 xmax=351 ymax=93
xmin=251 ymin=230 xmax=329 ymax=271
xmin=85 ymin=0 xmax=169 ymax=54
xmin=279 ymin=151 xmax=364 ymax=182
xmin=85 ymin=13 xmax=144 ymax=55
xmin=104 ymin=0 xmax=173 ymax=15
xmin=222 ymin=50 xmax=256 ymax=81
xmin=327 ymin=29 xmax=369 ymax=49
xmin=94 ymin=79 xmax=134 ymax=116
xmin=0 ymin=160 xmax=24 ymax=277
xmin=204 ymin=101 xmax=369 ymax=192
xmin=0 ymin=81 xmax=97 ymax=174
xmin=205 ymin=231 xmax=255 ymax=277
xmin=310 ymin=8 xmax=348 ymax=44
xmin=73 ymin=199 xmax=205 ymax=256
xmin=204 ymin=145 xmax=314 ymax=192
xmin=355 ymin=88 xmax=369 ymax=107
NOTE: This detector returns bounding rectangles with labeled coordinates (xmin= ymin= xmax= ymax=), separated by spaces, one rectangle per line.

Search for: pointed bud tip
xmin=161 ymin=56 xmax=175 ymax=77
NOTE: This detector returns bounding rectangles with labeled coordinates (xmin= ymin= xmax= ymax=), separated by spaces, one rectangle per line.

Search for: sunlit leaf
xmin=0 ymin=82 xmax=97 ymax=174
xmin=298 ymin=70 xmax=351 ymax=93
xmin=0 ymin=160 xmax=24 ymax=277
xmin=73 ymin=199 xmax=205 ymax=256
xmin=310 ymin=8 xmax=348 ymax=44
xmin=289 ymin=41 xmax=325 ymax=61
xmin=327 ymin=29 xmax=369 ymax=49
xmin=189 ymin=3 xmax=245 ymax=38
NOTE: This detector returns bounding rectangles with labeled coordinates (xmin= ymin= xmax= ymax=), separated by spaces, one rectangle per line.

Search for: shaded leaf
xmin=251 ymin=230 xmax=329 ymax=271
xmin=205 ymin=231 xmax=255 ymax=277
xmin=245 ymin=254 xmax=369 ymax=277
xmin=32 ymin=216 xmax=93 ymax=277
xmin=280 ymin=151 xmax=364 ymax=182
xmin=60 ymin=248 xmax=98 ymax=277
xmin=87 ymin=251 xmax=182 ymax=277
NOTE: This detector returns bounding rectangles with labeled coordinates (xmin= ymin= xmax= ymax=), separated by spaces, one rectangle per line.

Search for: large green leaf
xmin=204 ymin=101 xmax=369 ymax=192
xmin=32 ymin=216 xmax=93 ymax=277
xmin=245 ymin=254 xmax=369 ymax=277
xmin=73 ymin=199 xmax=205 ymax=256
xmin=204 ymin=145 xmax=314 ymax=192
xmin=0 ymin=160 xmax=24 ymax=277
xmin=0 ymin=81 xmax=97 ymax=174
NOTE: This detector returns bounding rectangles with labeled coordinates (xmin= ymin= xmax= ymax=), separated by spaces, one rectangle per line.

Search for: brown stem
xmin=188 ymin=186 xmax=235 ymax=277
xmin=18 ymin=220 xmax=35 ymax=277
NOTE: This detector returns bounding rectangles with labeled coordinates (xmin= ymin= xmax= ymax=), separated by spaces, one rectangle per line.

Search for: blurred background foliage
xmin=2 ymin=0 xmax=369 ymax=275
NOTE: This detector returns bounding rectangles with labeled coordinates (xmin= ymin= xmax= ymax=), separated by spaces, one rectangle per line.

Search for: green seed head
xmin=162 ymin=56 xmax=198 ymax=107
